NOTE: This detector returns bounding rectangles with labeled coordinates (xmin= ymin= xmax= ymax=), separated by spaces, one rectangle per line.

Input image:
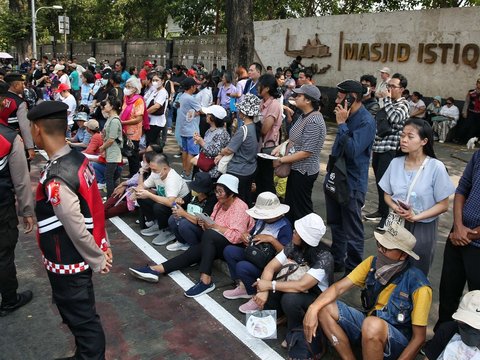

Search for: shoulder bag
xmin=244 ymin=222 xmax=276 ymax=269
xmin=147 ymin=93 xmax=166 ymax=116
xmin=324 ymin=141 xmax=350 ymax=207
xmin=218 ymin=125 xmax=247 ymax=174
xmin=375 ymin=107 xmax=393 ymax=138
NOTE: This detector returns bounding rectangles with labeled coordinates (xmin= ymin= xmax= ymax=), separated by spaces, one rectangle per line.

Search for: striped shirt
xmin=372 ymin=97 xmax=409 ymax=153
xmin=289 ymin=111 xmax=326 ymax=175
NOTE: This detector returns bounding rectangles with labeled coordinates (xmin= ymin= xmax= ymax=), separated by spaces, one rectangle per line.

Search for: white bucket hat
xmin=246 ymin=192 xmax=290 ymax=220
xmin=201 ymin=105 xmax=227 ymax=120
xmin=374 ymin=223 xmax=419 ymax=260
xmin=452 ymin=290 xmax=480 ymax=330
xmin=294 ymin=213 xmax=326 ymax=247
xmin=216 ymin=174 xmax=239 ymax=194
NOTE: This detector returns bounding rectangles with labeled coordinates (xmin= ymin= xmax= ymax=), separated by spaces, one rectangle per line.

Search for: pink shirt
xmin=261 ymin=97 xmax=283 ymax=147
xmin=211 ymin=197 xmax=254 ymax=244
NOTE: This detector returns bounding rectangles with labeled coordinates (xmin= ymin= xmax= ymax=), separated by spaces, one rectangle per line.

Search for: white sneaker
xmin=166 ymin=241 xmax=190 ymax=252
xmin=145 ymin=220 xmax=156 ymax=228
xmin=140 ymin=224 xmax=161 ymax=236
xmin=152 ymin=229 xmax=176 ymax=246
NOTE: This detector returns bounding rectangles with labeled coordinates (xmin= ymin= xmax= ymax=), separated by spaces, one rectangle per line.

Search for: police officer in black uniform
xmin=0 ymin=118 xmax=34 ymax=317
xmin=29 ymin=101 xmax=113 ymax=360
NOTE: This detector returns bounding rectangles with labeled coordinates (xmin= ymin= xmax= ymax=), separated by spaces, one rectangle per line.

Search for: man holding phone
xmin=364 ymin=73 xmax=409 ymax=231
xmin=325 ymin=80 xmax=376 ymax=275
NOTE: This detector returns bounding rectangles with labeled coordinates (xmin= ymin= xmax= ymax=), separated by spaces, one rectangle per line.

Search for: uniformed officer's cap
xmin=27 ymin=101 xmax=68 ymax=121
xmin=4 ymin=72 xmax=25 ymax=84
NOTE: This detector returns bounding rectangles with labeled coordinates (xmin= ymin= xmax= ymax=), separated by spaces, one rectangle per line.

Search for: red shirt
xmin=83 ymin=133 xmax=103 ymax=155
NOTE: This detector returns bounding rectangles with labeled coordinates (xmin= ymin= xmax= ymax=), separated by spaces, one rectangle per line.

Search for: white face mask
xmin=152 ymin=81 xmax=159 ymax=88
xmin=124 ymin=88 xmax=133 ymax=96
xmin=101 ymin=79 xmax=108 ymax=86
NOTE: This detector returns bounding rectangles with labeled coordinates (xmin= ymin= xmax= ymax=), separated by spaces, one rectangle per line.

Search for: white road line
xmin=109 ymin=216 xmax=284 ymax=360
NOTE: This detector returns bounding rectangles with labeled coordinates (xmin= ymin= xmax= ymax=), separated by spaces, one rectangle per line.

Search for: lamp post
xmin=31 ymin=1 xmax=63 ymax=59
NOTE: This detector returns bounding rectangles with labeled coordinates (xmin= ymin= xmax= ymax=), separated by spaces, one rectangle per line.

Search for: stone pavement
xmin=1 ymin=121 xmax=476 ymax=360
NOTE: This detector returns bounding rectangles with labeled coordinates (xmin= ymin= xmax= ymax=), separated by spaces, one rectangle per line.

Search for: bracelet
xmin=272 ymin=280 xmax=277 ymax=293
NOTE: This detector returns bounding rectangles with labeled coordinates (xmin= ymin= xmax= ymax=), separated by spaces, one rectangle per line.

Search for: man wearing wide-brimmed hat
xmin=304 ymin=224 xmax=432 ymax=360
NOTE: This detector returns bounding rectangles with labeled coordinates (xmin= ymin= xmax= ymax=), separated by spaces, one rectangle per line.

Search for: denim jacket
xmin=364 ymin=257 xmax=431 ymax=340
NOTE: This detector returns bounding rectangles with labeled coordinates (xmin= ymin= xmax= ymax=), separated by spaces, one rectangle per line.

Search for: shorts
xmin=336 ymin=301 xmax=409 ymax=360
xmin=181 ymin=136 xmax=199 ymax=155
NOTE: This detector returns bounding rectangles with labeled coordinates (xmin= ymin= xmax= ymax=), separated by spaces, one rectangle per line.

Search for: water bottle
xmin=172 ymin=202 xmax=181 ymax=225
xmin=409 ymin=192 xmax=422 ymax=215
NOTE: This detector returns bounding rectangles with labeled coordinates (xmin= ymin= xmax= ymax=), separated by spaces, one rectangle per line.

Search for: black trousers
xmin=255 ymin=157 xmax=276 ymax=196
xmin=228 ymin=172 xmax=255 ymax=208
xmin=265 ymin=291 xmax=317 ymax=331
xmin=126 ymin=140 xmax=140 ymax=178
xmin=145 ymin=125 xmax=164 ymax=147
xmin=162 ymin=229 xmax=229 ymax=276
xmin=137 ymin=198 xmax=172 ymax=229
xmin=0 ymin=205 xmax=19 ymax=305
xmin=285 ymin=169 xmax=318 ymax=224
xmin=437 ymin=237 xmax=480 ymax=328
xmin=372 ymin=150 xmax=396 ymax=218
xmin=47 ymin=269 xmax=105 ymax=360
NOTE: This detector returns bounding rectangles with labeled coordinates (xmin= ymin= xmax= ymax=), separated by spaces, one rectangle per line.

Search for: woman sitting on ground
xmin=222 ymin=192 xmax=292 ymax=313
xmin=431 ymin=97 xmax=460 ymax=143
xmin=252 ymin=213 xmax=334 ymax=333
xmin=165 ymin=172 xmax=218 ymax=252
xmin=192 ymin=105 xmax=230 ymax=179
xmin=129 ymin=174 xmax=255 ymax=298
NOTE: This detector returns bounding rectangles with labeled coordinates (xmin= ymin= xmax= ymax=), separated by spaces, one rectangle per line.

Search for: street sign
xmin=58 ymin=15 xmax=70 ymax=35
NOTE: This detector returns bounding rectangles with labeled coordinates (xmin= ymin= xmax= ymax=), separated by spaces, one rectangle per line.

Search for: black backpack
xmin=286 ymin=327 xmax=326 ymax=360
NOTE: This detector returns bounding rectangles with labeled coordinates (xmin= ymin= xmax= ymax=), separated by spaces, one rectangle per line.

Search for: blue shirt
xmin=379 ymin=156 xmax=455 ymax=223
xmin=243 ymin=79 xmax=259 ymax=97
xmin=456 ymin=150 xmax=480 ymax=247
xmin=330 ymin=105 xmax=376 ymax=194
xmin=177 ymin=93 xmax=201 ymax=137
xmin=73 ymin=127 xmax=91 ymax=145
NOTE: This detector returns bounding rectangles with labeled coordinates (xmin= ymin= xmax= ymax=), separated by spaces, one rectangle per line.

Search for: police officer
xmin=28 ymin=101 xmax=112 ymax=360
xmin=0 ymin=73 xmax=35 ymax=160
xmin=0 ymin=121 xmax=34 ymax=317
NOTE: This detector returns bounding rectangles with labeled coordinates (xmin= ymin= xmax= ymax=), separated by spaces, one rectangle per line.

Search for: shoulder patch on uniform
xmin=46 ymin=180 xmax=61 ymax=206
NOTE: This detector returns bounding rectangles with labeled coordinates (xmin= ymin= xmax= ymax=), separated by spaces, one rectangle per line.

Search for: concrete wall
xmin=254 ymin=7 xmax=480 ymax=101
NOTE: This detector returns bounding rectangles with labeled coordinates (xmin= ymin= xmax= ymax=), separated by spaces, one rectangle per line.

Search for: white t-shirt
xmin=143 ymin=168 xmax=190 ymax=198
xmin=59 ymin=73 xmax=71 ymax=88
xmin=195 ymin=87 xmax=213 ymax=107
xmin=145 ymin=88 xmax=168 ymax=127
xmin=62 ymin=94 xmax=77 ymax=126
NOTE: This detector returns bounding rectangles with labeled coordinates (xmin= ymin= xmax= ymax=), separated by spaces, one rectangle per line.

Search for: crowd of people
xmin=1 ymin=54 xmax=480 ymax=360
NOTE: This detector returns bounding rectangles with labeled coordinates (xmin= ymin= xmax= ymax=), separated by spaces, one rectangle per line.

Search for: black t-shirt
xmin=423 ymin=321 xmax=459 ymax=360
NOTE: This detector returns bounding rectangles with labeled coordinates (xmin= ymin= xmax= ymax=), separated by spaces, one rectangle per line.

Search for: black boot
xmin=0 ymin=290 xmax=33 ymax=317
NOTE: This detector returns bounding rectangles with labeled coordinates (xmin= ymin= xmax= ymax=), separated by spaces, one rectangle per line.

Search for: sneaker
xmin=364 ymin=211 xmax=382 ymax=221
xmin=238 ymin=298 xmax=260 ymax=314
xmin=223 ymin=285 xmax=252 ymax=300
xmin=97 ymin=183 xmax=106 ymax=190
xmin=140 ymin=224 xmax=161 ymax=236
xmin=184 ymin=280 xmax=215 ymax=298
xmin=152 ymin=229 xmax=176 ymax=246
xmin=166 ymin=241 xmax=190 ymax=252
xmin=129 ymin=266 xmax=160 ymax=283
xmin=0 ymin=290 xmax=33 ymax=317
xmin=439 ymin=140 xmax=445 ymax=143
xmin=145 ymin=220 xmax=155 ymax=228
xmin=180 ymin=172 xmax=192 ymax=180
xmin=376 ymin=217 xmax=387 ymax=231
xmin=173 ymin=153 xmax=182 ymax=158
xmin=167 ymin=129 xmax=174 ymax=136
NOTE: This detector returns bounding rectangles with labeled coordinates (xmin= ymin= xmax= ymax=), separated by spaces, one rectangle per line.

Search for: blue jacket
xmin=365 ymin=257 xmax=431 ymax=340
xmin=329 ymin=105 xmax=375 ymax=195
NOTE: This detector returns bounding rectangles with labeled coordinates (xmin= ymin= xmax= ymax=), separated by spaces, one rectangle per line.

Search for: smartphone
xmin=345 ymin=94 xmax=355 ymax=109
xmin=397 ymin=200 xmax=411 ymax=210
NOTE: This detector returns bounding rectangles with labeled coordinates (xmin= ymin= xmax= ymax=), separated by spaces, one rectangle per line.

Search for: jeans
xmin=167 ymin=216 xmax=203 ymax=245
xmin=223 ymin=245 xmax=261 ymax=295
xmin=372 ymin=151 xmax=396 ymax=218
xmin=336 ymin=301 xmax=408 ymax=360
xmin=326 ymin=190 xmax=365 ymax=272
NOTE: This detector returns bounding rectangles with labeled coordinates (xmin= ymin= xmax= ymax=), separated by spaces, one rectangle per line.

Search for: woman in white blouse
xmin=432 ymin=97 xmax=460 ymax=143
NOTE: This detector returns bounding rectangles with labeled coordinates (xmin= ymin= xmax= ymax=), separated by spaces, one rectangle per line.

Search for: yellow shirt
xmin=347 ymin=256 xmax=432 ymax=326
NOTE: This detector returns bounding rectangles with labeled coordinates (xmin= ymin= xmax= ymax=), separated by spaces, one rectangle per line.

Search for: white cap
xmin=216 ymin=174 xmax=239 ymax=194
xmin=201 ymin=105 xmax=227 ymax=119
xmin=452 ymin=290 xmax=480 ymax=329
xmin=378 ymin=66 xmax=391 ymax=74
xmin=53 ymin=64 xmax=65 ymax=74
xmin=294 ymin=213 xmax=326 ymax=247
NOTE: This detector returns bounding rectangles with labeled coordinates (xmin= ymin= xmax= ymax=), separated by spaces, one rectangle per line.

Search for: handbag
xmin=261 ymin=140 xmax=277 ymax=156
xmin=324 ymin=143 xmax=350 ymax=207
xmin=375 ymin=107 xmax=393 ymax=138
xmin=274 ymin=259 xmax=310 ymax=282
xmin=218 ymin=125 xmax=247 ymax=174
xmin=121 ymin=134 xmax=135 ymax=157
xmin=147 ymin=97 xmax=166 ymax=116
xmin=197 ymin=152 xmax=216 ymax=172
xmin=274 ymin=140 xmax=293 ymax=178
xmin=245 ymin=242 xmax=276 ymax=269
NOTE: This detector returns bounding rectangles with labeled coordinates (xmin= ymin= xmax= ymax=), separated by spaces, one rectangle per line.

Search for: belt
xmin=43 ymin=256 xmax=90 ymax=274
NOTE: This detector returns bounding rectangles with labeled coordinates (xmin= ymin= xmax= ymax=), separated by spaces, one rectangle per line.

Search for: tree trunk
xmin=226 ymin=0 xmax=254 ymax=71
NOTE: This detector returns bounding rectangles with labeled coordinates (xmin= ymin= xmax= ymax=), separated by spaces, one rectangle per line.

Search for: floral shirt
xmin=211 ymin=197 xmax=254 ymax=244
xmin=201 ymin=127 xmax=230 ymax=177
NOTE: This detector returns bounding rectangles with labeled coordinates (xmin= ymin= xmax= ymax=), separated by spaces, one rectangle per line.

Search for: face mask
xmin=191 ymin=190 xmax=199 ymax=197
xmin=459 ymin=323 xmax=480 ymax=348
xmin=376 ymin=251 xmax=402 ymax=269
xmin=152 ymin=81 xmax=159 ymax=88
xmin=101 ymin=79 xmax=108 ymax=86
xmin=124 ymin=88 xmax=133 ymax=96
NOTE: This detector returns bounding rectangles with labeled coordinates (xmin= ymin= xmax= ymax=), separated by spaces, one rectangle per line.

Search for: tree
xmin=226 ymin=0 xmax=254 ymax=70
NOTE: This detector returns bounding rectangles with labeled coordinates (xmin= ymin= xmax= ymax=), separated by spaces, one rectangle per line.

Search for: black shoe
xmin=376 ymin=217 xmax=387 ymax=231
xmin=364 ymin=211 xmax=382 ymax=221
xmin=0 ymin=290 xmax=33 ymax=317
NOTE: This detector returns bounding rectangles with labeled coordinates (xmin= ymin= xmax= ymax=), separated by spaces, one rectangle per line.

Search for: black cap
xmin=188 ymin=172 xmax=214 ymax=194
xmin=181 ymin=77 xmax=198 ymax=90
xmin=336 ymin=79 xmax=364 ymax=94
xmin=27 ymin=101 xmax=69 ymax=121
xmin=4 ymin=72 xmax=25 ymax=84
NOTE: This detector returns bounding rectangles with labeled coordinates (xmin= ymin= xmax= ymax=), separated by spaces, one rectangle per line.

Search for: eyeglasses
xmin=376 ymin=241 xmax=392 ymax=254
xmin=386 ymin=84 xmax=402 ymax=89
xmin=214 ymin=188 xmax=225 ymax=196
xmin=446 ymin=102 xmax=453 ymax=105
